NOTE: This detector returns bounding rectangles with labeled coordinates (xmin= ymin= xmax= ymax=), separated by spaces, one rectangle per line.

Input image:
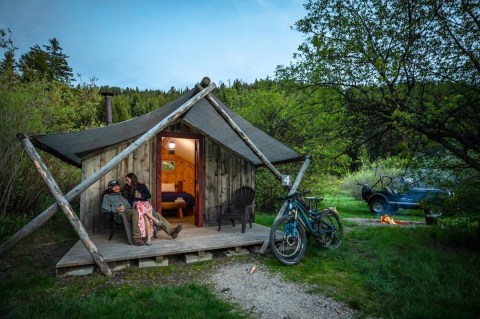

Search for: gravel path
xmin=204 ymin=261 xmax=356 ymax=319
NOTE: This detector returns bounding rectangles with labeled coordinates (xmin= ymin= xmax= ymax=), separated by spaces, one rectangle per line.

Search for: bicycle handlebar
xmin=306 ymin=196 xmax=324 ymax=201
xmin=276 ymin=190 xmax=311 ymax=201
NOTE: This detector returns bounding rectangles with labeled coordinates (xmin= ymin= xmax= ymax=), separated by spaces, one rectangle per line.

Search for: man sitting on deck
xmin=101 ymin=180 xmax=182 ymax=245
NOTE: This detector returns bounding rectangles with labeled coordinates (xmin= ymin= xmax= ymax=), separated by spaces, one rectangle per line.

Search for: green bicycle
xmin=270 ymin=191 xmax=343 ymax=265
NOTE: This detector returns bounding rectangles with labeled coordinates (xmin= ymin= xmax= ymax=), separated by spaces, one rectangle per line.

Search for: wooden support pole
xmin=273 ymin=156 xmax=311 ymax=222
xmin=259 ymin=156 xmax=311 ymax=254
xmin=197 ymin=84 xmax=283 ymax=181
xmin=17 ymin=134 xmax=113 ymax=277
xmin=0 ymin=80 xmax=216 ymax=257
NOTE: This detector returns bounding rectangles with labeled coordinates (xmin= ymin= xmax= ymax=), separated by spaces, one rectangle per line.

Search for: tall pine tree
xmin=19 ymin=38 xmax=73 ymax=84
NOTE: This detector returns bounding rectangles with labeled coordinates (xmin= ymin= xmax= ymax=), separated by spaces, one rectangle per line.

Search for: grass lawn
xmin=0 ymin=213 xmax=253 ymax=319
xmin=1 ymin=197 xmax=479 ymax=318
xmin=258 ymin=195 xmax=480 ymax=318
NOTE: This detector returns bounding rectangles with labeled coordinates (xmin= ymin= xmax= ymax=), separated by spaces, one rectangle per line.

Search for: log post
xmin=259 ymin=156 xmax=311 ymax=254
xmin=0 ymin=81 xmax=216 ymax=257
xmin=273 ymin=156 xmax=311 ymax=222
xmin=17 ymin=134 xmax=113 ymax=277
xmin=196 ymin=84 xmax=284 ymax=181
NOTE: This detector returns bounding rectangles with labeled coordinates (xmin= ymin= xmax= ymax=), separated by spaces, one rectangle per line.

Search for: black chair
xmin=218 ymin=186 xmax=255 ymax=233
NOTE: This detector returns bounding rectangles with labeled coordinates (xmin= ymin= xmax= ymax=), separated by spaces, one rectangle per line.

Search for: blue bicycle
xmin=269 ymin=191 xmax=343 ymax=265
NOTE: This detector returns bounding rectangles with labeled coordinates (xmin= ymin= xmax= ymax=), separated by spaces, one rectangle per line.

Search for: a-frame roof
xmin=31 ymin=86 xmax=304 ymax=168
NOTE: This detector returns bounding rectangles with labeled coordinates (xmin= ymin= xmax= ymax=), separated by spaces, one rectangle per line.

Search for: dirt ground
xmin=0 ymin=235 xmax=76 ymax=281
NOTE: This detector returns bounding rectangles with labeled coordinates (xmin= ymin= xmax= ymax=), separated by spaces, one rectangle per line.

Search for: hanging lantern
xmin=168 ymin=140 xmax=176 ymax=154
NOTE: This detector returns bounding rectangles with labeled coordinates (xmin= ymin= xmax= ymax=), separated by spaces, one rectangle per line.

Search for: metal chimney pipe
xmin=100 ymin=92 xmax=113 ymax=125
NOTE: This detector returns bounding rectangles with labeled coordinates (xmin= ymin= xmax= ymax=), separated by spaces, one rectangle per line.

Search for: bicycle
xmin=269 ymin=191 xmax=343 ymax=265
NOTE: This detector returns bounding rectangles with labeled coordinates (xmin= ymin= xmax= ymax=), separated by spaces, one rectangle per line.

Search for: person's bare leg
xmin=145 ymin=217 xmax=152 ymax=245
xmin=145 ymin=210 xmax=161 ymax=225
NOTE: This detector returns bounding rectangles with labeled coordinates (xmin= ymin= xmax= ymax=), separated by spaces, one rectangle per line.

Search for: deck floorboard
xmin=57 ymin=223 xmax=269 ymax=270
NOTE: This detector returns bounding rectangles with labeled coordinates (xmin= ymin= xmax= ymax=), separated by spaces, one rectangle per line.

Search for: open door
xmin=156 ymin=132 xmax=204 ymax=227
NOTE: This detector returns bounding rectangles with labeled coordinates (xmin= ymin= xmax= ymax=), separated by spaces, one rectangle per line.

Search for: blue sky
xmin=0 ymin=0 xmax=306 ymax=90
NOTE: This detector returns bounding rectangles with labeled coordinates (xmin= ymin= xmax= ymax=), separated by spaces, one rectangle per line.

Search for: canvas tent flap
xmin=30 ymin=90 xmax=197 ymax=167
xmin=183 ymin=94 xmax=303 ymax=166
xmin=30 ymin=87 xmax=303 ymax=167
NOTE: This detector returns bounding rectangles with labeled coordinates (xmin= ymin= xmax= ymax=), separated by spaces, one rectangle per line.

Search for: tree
xmin=0 ymin=28 xmax=15 ymax=51
xmin=19 ymin=38 xmax=74 ymax=84
xmin=0 ymin=28 xmax=18 ymax=86
xmin=277 ymin=0 xmax=480 ymax=172
xmin=43 ymin=38 xmax=74 ymax=84
xmin=0 ymin=83 xmax=46 ymax=215
xmin=0 ymin=49 xmax=18 ymax=85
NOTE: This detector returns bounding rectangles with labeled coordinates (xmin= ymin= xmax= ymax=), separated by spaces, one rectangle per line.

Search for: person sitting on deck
xmin=122 ymin=173 xmax=183 ymax=244
xmin=101 ymin=179 xmax=145 ymax=246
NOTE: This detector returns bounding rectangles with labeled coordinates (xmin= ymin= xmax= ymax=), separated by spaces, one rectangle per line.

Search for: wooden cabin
xmin=30 ymin=77 xmax=304 ymax=234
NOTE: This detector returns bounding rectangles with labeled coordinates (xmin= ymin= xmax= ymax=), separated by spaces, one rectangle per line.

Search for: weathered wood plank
xmin=57 ymin=224 xmax=270 ymax=269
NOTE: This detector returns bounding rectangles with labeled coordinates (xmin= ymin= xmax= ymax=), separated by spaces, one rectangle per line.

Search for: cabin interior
xmin=159 ymin=136 xmax=196 ymax=225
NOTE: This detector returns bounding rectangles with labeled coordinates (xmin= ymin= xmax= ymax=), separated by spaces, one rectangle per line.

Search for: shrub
xmin=0 ymin=80 xmax=92 ymax=216
xmin=341 ymin=157 xmax=404 ymax=199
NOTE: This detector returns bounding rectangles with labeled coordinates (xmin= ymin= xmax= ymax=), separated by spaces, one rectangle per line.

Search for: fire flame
xmin=380 ymin=215 xmax=409 ymax=225
xmin=380 ymin=214 xmax=397 ymax=224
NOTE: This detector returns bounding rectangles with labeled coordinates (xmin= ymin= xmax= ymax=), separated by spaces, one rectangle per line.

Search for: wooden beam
xmin=259 ymin=156 xmax=311 ymax=254
xmin=17 ymin=134 xmax=113 ymax=277
xmin=197 ymin=85 xmax=283 ymax=181
xmin=273 ymin=156 xmax=311 ymax=222
xmin=0 ymin=81 xmax=216 ymax=257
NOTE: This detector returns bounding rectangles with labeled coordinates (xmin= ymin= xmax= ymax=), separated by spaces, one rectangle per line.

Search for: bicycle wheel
xmin=318 ymin=209 xmax=343 ymax=249
xmin=269 ymin=214 xmax=307 ymax=265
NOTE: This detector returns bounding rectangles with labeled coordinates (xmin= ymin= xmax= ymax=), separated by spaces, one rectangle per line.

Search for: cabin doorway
xmin=156 ymin=133 xmax=203 ymax=227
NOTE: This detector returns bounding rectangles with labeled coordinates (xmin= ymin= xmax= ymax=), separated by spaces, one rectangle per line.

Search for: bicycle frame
xmin=270 ymin=190 xmax=343 ymax=265
xmin=284 ymin=195 xmax=336 ymax=239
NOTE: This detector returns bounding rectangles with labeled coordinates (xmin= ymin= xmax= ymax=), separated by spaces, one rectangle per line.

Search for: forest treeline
xmin=0 ymin=1 xmax=479 ymax=218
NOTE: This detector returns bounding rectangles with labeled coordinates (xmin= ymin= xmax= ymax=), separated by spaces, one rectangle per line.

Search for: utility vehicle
xmin=359 ymin=175 xmax=451 ymax=216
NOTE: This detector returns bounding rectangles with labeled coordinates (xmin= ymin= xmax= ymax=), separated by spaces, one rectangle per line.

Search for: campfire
xmin=380 ymin=215 xmax=409 ymax=225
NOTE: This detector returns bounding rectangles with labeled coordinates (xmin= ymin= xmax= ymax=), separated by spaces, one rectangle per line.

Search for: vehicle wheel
xmin=424 ymin=204 xmax=443 ymax=217
xmin=369 ymin=198 xmax=387 ymax=214
xmin=269 ymin=214 xmax=307 ymax=266
xmin=317 ymin=209 xmax=343 ymax=249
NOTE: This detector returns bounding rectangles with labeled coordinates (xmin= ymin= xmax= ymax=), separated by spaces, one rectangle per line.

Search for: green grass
xmin=323 ymin=193 xmax=372 ymax=218
xmin=258 ymin=195 xmax=480 ymax=319
xmin=265 ymin=226 xmax=480 ymax=318
xmin=0 ymin=278 xmax=248 ymax=319
xmin=322 ymin=193 xmax=429 ymax=222
xmin=2 ymin=196 xmax=479 ymax=319
xmin=254 ymin=213 xmax=276 ymax=227
xmin=0 ymin=260 xmax=252 ymax=319
xmin=0 ymin=213 xmax=252 ymax=319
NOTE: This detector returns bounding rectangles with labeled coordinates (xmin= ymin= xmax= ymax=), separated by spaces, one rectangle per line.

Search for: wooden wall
xmin=160 ymin=147 xmax=195 ymax=194
xmin=80 ymin=136 xmax=156 ymax=233
xmin=203 ymin=136 xmax=256 ymax=226
xmin=80 ymin=123 xmax=257 ymax=233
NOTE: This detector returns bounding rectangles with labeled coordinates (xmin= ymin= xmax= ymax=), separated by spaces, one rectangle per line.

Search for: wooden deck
xmin=56 ymin=220 xmax=270 ymax=277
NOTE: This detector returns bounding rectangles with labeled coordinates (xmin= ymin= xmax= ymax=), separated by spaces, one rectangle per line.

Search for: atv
xmin=358 ymin=175 xmax=452 ymax=216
